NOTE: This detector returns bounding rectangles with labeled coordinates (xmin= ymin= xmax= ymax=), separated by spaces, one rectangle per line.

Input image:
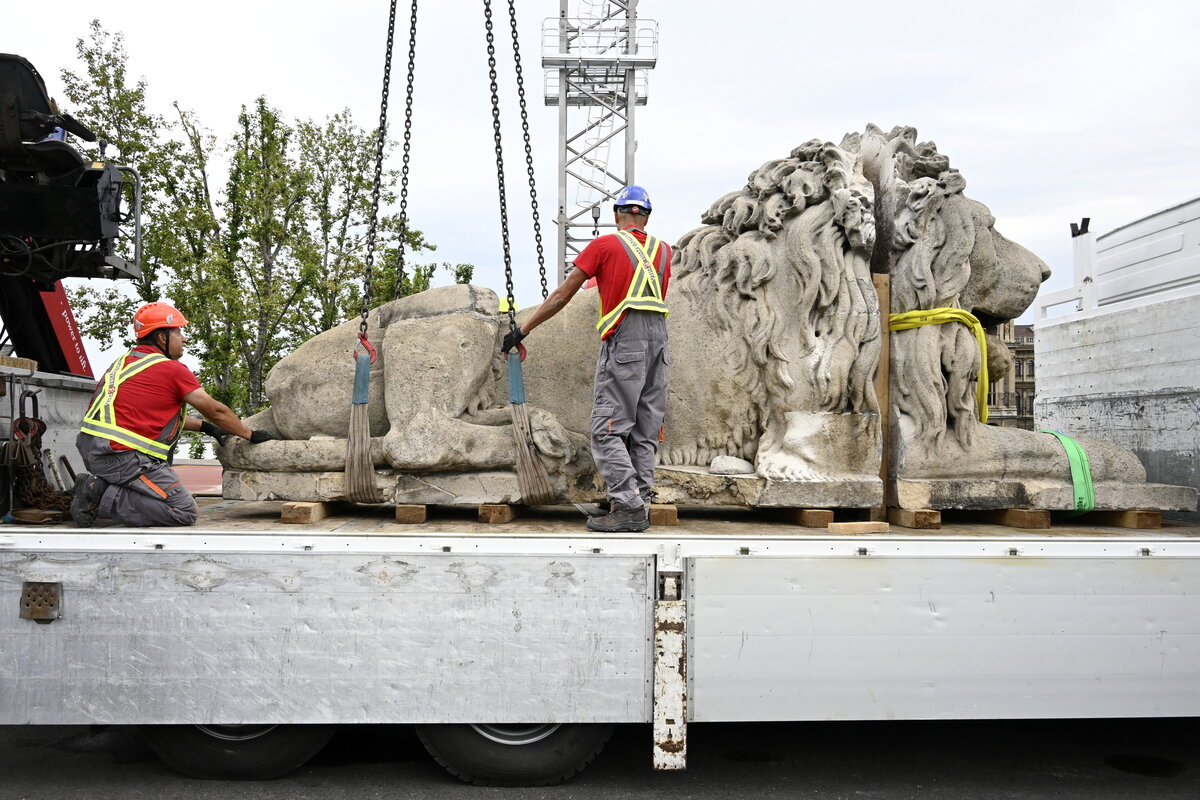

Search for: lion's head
xmin=857 ymin=124 xmax=1050 ymax=448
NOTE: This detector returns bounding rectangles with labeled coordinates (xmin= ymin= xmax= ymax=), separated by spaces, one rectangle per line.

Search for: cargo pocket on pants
xmin=591 ymin=406 xmax=615 ymax=438
xmin=613 ymin=349 xmax=645 ymax=382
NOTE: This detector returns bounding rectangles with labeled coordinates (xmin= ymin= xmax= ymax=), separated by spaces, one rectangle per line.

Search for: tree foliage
xmin=60 ymin=20 xmax=473 ymax=420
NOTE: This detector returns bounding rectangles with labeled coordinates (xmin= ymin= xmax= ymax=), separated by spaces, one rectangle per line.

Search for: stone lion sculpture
xmin=221 ymin=124 xmax=1195 ymax=514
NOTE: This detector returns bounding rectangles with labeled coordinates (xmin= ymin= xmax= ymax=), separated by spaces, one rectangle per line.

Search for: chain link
xmin=360 ymin=0 xmax=399 ymax=338
xmin=391 ymin=0 xmax=419 ymax=300
xmin=484 ymin=0 xmax=517 ymax=330
xmin=506 ymin=0 xmax=548 ymax=301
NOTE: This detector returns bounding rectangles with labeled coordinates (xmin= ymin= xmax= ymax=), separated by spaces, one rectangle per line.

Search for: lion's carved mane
xmin=663 ymin=140 xmax=881 ymax=474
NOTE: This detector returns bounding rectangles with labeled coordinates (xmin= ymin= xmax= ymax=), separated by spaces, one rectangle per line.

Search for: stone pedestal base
xmin=222 ymin=466 xmax=884 ymax=509
xmin=895 ymin=478 xmax=1198 ymax=512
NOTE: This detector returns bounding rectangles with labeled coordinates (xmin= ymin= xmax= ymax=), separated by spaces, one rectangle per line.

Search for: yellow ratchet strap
xmin=888 ymin=307 xmax=989 ymax=423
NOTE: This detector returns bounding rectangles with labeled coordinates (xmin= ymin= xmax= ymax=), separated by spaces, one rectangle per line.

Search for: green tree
xmin=60 ymin=21 xmax=475 ymax=423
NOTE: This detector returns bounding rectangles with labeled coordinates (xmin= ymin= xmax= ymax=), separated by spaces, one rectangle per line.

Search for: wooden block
xmin=888 ymin=508 xmax=942 ymax=530
xmin=0 ymin=355 xmax=38 ymax=371
xmin=827 ymin=521 xmax=890 ymax=534
xmin=649 ymin=504 xmax=678 ymax=526
xmin=479 ymin=504 xmax=521 ymax=524
xmin=978 ymin=508 xmax=1051 ymax=529
xmin=280 ymin=501 xmax=329 ymax=524
xmin=788 ymin=509 xmax=834 ymax=528
xmin=394 ymin=504 xmax=428 ymax=524
xmin=1081 ymin=509 xmax=1161 ymax=529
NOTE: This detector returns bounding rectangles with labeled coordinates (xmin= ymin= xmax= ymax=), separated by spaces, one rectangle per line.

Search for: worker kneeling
xmin=71 ymin=303 xmax=272 ymax=527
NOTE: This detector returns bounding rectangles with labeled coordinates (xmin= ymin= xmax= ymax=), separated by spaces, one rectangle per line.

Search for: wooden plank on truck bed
xmin=650 ymin=504 xmax=678 ymax=526
xmin=827 ymin=521 xmax=890 ymax=534
xmin=978 ymin=509 xmax=1052 ymax=529
xmin=394 ymin=505 xmax=428 ymax=524
xmin=479 ymin=504 xmax=521 ymax=524
xmin=280 ymin=501 xmax=330 ymax=524
xmin=888 ymin=508 xmax=942 ymax=529
xmin=788 ymin=509 xmax=835 ymax=528
xmin=1080 ymin=509 xmax=1162 ymax=529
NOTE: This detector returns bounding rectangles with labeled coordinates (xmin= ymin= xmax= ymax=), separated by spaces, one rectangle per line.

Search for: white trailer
xmin=3 ymin=503 xmax=1198 ymax=784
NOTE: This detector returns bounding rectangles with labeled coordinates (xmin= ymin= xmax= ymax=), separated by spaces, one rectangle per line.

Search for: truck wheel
xmin=416 ymin=723 xmax=612 ymax=786
xmin=138 ymin=724 xmax=335 ymax=780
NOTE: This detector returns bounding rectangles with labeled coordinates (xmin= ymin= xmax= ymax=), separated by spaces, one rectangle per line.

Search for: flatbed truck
xmin=3 ymin=498 xmax=1198 ymax=784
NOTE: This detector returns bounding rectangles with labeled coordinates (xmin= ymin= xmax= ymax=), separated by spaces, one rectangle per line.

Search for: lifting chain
xmin=483 ymin=0 xmax=518 ymax=330
xmin=391 ymin=0 xmax=420 ymax=300
xmin=505 ymin=0 xmax=549 ymax=301
xmin=359 ymin=0 xmax=401 ymax=343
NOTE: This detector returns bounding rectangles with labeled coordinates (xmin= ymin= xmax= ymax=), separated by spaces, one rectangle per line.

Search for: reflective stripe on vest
xmin=80 ymin=349 xmax=187 ymax=460
xmin=596 ymin=229 xmax=669 ymax=337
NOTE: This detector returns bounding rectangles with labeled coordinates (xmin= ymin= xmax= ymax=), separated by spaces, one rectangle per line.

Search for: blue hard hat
xmin=613 ymin=185 xmax=652 ymax=214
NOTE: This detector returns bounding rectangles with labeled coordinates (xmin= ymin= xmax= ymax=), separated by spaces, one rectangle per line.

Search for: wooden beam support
xmin=873 ymin=273 xmax=892 ymax=521
xmin=788 ymin=509 xmax=835 ymax=528
xmin=828 ymin=521 xmax=890 ymax=534
xmin=394 ymin=504 xmax=428 ymax=524
xmin=280 ymin=501 xmax=329 ymax=524
xmin=1080 ymin=509 xmax=1161 ymax=529
xmin=978 ymin=508 xmax=1052 ymax=529
xmin=888 ymin=508 xmax=942 ymax=530
xmin=478 ymin=504 xmax=521 ymax=524
xmin=649 ymin=504 xmax=678 ymax=526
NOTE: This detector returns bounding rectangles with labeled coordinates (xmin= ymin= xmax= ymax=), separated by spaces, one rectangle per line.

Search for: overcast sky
xmin=8 ymin=0 xmax=1200 ymax=367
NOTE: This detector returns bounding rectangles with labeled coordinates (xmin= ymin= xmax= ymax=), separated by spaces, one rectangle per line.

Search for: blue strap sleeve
xmin=507 ymin=352 xmax=526 ymax=405
xmin=352 ymin=352 xmax=372 ymax=405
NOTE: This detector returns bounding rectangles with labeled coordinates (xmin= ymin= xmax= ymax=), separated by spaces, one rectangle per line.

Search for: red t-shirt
xmin=93 ymin=345 xmax=201 ymax=451
xmin=574 ymin=226 xmax=672 ymax=340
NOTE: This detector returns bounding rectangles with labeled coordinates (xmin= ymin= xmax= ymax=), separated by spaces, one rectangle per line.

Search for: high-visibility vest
xmin=80 ymin=350 xmax=187 ymax=461
xmin=596 ymin=229 xmax=669 ymax=338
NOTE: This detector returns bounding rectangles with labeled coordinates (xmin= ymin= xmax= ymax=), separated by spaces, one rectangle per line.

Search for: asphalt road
xmin=1 ymin=718 xmax=1197 ymax=800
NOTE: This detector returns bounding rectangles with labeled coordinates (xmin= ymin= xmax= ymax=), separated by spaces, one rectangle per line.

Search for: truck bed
xmin=9 ymin=496 xmax=1200 ymax=541
xmin=4 ymin=499 xmax=1199 ymax=729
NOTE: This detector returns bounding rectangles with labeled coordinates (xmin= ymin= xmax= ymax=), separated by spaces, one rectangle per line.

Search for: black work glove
xmin=501 ymin=326 xmax=527 ymax=353
xmin=248 ymin=430 xmax=277 ymax=444
xmin=198 ymin=420 xmax=232 ymax=445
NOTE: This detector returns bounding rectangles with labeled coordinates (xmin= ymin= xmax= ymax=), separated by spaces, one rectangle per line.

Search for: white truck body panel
xmin=4 ymin=527 xmax=1199 ymax=726
xmin=688 ymin=554 xmax=1200 ymax=721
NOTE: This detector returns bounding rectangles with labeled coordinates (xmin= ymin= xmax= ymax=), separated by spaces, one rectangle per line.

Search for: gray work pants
xmin=590 ymin=310 xmax=669 ymax=511
xmin=76 ymin=432 xmax=198 ymax=527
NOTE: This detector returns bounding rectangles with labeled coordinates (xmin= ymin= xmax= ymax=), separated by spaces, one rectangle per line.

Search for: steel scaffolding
xmin=542 ymin=1 xmax=658 ymax=282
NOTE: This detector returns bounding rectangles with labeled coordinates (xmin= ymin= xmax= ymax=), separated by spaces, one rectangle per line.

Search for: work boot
xmin=586 ymin=504 xmax=649 ymax=533
xmin=70 ymin=473 xmax=107 ymax=528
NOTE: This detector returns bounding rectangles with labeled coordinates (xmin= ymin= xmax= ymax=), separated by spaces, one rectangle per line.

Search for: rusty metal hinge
xmin=20 ymin=582 xmax=61 ymax=624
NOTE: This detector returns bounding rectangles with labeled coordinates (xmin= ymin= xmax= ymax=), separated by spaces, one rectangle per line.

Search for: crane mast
xmin=542 ymin=1 xmax=658 ymax=282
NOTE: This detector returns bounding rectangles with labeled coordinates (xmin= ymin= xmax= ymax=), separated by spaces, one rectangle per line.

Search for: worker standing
xmin=70 ymin=302 xmax=273 ymax=527
xmin=502 ymin=186 xmax=671 ymax=532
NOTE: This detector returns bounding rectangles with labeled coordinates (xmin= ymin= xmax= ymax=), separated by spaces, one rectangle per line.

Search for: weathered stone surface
xmin=219 ymin=124 xmax=1194 ymax=513
xmin=708 ymin=456 xmax=755 ymax=475
xmin=897 ymin=479 xmax=1197 ymax=512
xmin=223 ymin=466 xmax=882 ymax=509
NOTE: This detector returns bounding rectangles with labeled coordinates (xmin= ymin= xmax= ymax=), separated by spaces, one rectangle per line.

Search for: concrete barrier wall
xmin=1036 ymin=294 xmax=1200 ymax=521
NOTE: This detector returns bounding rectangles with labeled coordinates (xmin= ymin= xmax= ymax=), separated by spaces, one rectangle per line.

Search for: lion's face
xmin=958 ymin=198 xmax=1050 ymax=324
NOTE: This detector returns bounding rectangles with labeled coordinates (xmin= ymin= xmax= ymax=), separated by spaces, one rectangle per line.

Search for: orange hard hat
xmin=132 ymin=302 xmax=189 ymax=338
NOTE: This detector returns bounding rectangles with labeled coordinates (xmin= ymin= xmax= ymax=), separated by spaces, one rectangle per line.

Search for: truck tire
xmin=138 ymin=724 xmax=335 ymax=780
xmin=416 ymin=723 xmax=612 ymax=786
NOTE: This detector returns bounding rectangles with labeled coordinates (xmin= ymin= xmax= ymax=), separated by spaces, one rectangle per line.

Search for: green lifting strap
xmin=1040 ymin=430 xmax=1095 ymax=515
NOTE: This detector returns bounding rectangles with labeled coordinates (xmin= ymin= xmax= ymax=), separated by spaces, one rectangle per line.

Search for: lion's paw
xmin=525 ymin=406 xmax=576 ymax=464
xmin=754 ymin=450 xmax=822 ymax=482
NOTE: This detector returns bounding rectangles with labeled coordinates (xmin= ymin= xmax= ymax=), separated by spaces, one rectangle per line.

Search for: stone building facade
xmin=987 ymin=321 xmax=1036 ymax=430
